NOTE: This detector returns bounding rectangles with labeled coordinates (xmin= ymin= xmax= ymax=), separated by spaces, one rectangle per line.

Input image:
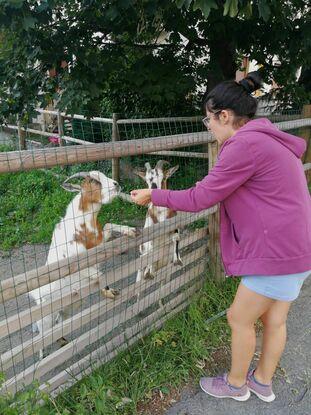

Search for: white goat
xmin=29 ymin=171 xmax=136 ymax=358
xmin=134 ymin=160 xmax=183 ymax=282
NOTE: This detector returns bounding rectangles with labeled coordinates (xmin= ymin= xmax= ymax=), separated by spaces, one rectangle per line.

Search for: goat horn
xmin=62 ymin=172 xmax=90 ymax=184
xmin=145 ymin=162 xmax=152 ymax=171
xmin=155 ymin=160 xmax=170 ymax=170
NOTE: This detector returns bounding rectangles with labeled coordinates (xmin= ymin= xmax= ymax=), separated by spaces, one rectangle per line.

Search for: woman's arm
xmin=131 ymin=138 xmax=256 ymax=212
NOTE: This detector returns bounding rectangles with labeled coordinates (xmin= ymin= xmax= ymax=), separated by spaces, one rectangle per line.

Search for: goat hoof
xmin=32 ymin=322 xmax=39 ymax=334
xmin=174 ymin=258 xmax=183 ymax=266
xmin=101 ymin=286 xmax=120 ymax=299
xmin=128 ymin=227 xmax=139 ymax=238
xmin=144 ymin=271 xmax=155 ymax=280
xmin=134 ymin=228 xmax=141 ymax=236
xmin=57 ymin=337 xmax=69 ymax=347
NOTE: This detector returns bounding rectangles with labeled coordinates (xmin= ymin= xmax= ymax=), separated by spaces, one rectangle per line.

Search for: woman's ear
xmin=219 ymin=109 xmax=230 ymax=124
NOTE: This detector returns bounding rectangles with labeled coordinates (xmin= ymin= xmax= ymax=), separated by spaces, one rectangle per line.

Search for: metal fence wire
xmin=0 ymin=109 xmax=310 ymax=398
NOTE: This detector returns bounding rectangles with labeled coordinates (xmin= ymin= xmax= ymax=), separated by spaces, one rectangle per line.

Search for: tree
xmin=0 ymin=0 xmax=198 ymax=119
xmin=0 ymin=0 xmax=310 ymax=121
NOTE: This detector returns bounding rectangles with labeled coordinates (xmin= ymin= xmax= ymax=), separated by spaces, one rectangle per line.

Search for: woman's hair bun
xmin=239 ymin=71 xmax=262 ymax=94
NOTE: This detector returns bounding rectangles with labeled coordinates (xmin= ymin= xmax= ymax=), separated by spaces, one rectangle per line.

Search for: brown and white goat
xmin=29 ymin=171 xmax=136 ymax=358
xmin=134 ymin=160 xmax=183 ymax=282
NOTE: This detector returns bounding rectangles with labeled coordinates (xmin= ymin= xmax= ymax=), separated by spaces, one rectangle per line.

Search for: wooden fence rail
xmin=1 ymin=231 xmax=208 ymax=394
xmin=0 ymin=207 xmax=216 ymax=303
xmin=0 ymin=131 xmax=212 ymax=173
xmin=1 ymin=118 xmax=310 ymax=174
xmin=40 ymin=288 xmax=198 ymax=396
xmin=1 ymin=243 xmax=207 ymax=372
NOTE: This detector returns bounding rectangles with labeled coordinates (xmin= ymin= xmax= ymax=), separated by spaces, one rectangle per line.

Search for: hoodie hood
xmin=236 ymin=117 xmax=306 ymax=158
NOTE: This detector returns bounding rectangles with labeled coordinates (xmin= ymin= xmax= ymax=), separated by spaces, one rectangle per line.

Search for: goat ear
xmin=61 ymin=183 xmax=81 ymax=192
xmin=165 ymin=165 xmax=179 ymax=178
xmin=133 ymin=169 xmax=146 ymax=181
xmin=88 ymin=171 xmax=102 ymax=184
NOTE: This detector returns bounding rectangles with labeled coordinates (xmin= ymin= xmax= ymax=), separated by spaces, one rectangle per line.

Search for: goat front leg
xmin=136 ymin=268 xmax=143 ymax=283
xmin=103 ymin=223 xmax=138 ymax=240
xmin=144 ymin=264 xmax=155 ymax=280
xmin=136 ymin=242 xmax=154 ymax=282
xmin=172 ymin=230 xmax=183 ymax=266
xmin=36 ymin=314 xmax=54 ymax=360
xmin=53 ymin=311 xmax=69 ymax=348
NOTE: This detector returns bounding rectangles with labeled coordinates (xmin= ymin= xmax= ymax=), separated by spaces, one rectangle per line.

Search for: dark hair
xmin=203 ymin=71 xmax=262 ymax=120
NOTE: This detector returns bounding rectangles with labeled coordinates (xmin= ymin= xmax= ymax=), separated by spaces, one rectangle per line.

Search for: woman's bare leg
xmin=226 ymin=283 xmax=275 ymax=387
xmin=254 ymin=300 xmax=292 ymax=384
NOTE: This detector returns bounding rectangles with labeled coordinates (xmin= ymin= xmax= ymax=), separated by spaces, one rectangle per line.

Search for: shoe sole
xmin=249 ymin=387 xmax=276 ymax=402
xmin=199 ymin=380 xmax=251 ymax=401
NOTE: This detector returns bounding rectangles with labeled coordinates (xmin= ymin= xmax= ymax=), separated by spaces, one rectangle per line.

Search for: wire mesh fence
xmin=0 ymin=109 xmax=310 ymax=399
xmin=0 ymin=122 xmax=214 ymax=398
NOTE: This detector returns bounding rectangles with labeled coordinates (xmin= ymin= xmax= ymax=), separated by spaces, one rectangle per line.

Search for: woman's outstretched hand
xmin=130 ymin=189 xmax=152 ymax=206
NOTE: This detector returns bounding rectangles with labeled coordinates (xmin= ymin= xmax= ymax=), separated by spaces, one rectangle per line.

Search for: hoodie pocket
xmin=231 ymin=222 xmax=241 ymax=248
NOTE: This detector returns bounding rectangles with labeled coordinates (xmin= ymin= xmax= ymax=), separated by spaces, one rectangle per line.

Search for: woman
xmin=130 ymin=72 xmax=311 ymax=402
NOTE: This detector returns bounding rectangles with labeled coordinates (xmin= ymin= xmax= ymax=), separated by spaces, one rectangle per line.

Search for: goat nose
xmin=114 ymin=182 xmax=120 ymax=191
xmin=151 ymin=183 xmax=157 ymax=189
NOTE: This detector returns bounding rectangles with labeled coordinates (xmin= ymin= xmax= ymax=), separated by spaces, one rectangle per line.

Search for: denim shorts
xmin=241 ymin=270 xmax=311 ymax=302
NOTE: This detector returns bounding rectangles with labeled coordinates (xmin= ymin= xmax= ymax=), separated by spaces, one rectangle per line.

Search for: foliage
xmin=0 ymin=375 xmax=51 ymax=415
xmin=0 ymin=1 xmax=310 ymax=121
xmin=176 ymin=0 xmax=284 ymax=20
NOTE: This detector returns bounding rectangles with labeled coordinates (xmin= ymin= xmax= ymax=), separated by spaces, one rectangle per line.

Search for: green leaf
xmin=176 ymin=0 xmax=192 ymax=8
xmin=241 ymin=2 xmax=253 ymax=18
xmin=6 ymin=0 xmax=24 ymax=9
xmin=193 ymin=0 xmax=218 ymax=17
xmin=258 ymin=0 xmax=271 ymax=22
xmin=160 ymin=386 xmax=170 ymax=394
xmin=223 ymin=0 xmax=230 ymax=16
xmin=22 ymin=16 xmax=37 ymax=30
xmin=37 ymin=1 xmax=50 ymax=13
xmin=223 ymin=0 xmax=239 ymax=18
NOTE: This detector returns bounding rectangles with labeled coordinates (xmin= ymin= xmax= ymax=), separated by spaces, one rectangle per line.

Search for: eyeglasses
xmin=202 ymin=110 xmax=222 ymax=128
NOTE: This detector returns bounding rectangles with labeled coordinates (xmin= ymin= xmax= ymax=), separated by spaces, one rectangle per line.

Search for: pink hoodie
xmin=151 ymin=118 xmax=311 ymax=276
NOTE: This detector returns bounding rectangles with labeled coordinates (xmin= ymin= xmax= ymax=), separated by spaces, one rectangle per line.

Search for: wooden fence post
xmin=112 ymin=113 xmax=120 ymax=182
xmin=57 ymin=111 xmax=64 ymax=147
xmin=17 ymin=119 xmax=26 ymax=150
xmin=208 ymin=139 xmax=225 ymax=280
xmin=301 ymin=104 xmax=311 ymax=184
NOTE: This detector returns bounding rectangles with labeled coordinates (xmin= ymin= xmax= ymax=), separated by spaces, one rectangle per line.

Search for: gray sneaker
xmin=199 ymin=373 xmax=250 ymax=401
xmin=247 ymin=369 xmax=276 ymax=402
